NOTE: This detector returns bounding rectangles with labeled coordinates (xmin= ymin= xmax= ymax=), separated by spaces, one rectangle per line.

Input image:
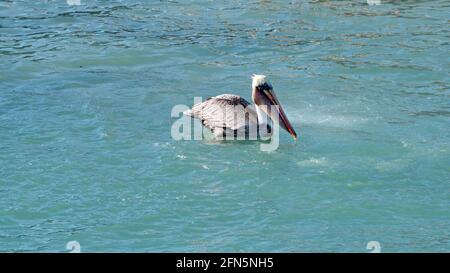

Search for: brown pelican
xmin=184 ymin=74 xmax=297 ymax=141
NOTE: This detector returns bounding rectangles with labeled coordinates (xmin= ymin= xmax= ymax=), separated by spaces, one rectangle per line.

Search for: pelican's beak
xmin=256 ymin=85 xmax=298 ymax=140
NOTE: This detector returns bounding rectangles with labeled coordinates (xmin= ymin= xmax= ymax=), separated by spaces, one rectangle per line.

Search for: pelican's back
xmin=185 ymin=94 xmax=261 ymax=139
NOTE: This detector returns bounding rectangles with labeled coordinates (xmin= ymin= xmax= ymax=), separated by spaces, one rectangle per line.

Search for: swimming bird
xmin=184 ymin=74 xmax=297 ymax=141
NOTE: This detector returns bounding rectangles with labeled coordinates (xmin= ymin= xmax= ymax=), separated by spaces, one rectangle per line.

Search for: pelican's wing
xmin=186 ymin=94 xmax=259 ymax=134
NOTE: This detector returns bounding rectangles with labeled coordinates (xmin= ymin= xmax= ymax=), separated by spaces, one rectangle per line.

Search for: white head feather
xmin=252 ymin=74 xmax=269 ymax=89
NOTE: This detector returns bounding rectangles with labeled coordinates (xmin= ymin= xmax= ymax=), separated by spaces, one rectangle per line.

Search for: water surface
xmin=0 ymin=0 xmax=449 ymax=252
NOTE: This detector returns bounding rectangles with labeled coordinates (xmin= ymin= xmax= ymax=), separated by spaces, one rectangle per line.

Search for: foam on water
xmin=292 ymin=112 xmax=369 ymax=129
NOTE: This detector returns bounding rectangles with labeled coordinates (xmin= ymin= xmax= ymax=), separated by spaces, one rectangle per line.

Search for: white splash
xmin=293 ymin=112 xmax=369 ymax=128
xmin=67 ymin=0 xmax=81 ymax=6
xmin=297 ymin=157 xmax=329 ymax=167
xmin=367 ymin=0 xmax=381 ymax=6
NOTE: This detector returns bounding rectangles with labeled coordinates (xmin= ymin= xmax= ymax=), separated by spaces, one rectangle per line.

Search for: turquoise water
xmin=1 ymin=0 xmax=449 ymax=252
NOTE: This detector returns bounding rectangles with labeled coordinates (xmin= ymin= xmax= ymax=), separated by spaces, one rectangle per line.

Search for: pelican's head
xmin=251 ymin=74 xmax=297 ymax=140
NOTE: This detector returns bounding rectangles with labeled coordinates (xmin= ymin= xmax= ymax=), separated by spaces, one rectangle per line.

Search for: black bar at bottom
xmin=0 ymin=253 xmax=444 ymax=272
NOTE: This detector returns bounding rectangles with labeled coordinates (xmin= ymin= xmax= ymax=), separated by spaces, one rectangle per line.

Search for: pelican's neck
xmin=255 ymin=104 xmax=271 ymax=125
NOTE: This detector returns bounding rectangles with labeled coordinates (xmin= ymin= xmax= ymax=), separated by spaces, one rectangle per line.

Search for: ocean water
xmin=0 ymin=0 xmax=449 ymax=252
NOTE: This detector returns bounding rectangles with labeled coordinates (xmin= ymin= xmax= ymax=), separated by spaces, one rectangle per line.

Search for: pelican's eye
xmin=258 ymin=82 xmax=272 ymax=92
